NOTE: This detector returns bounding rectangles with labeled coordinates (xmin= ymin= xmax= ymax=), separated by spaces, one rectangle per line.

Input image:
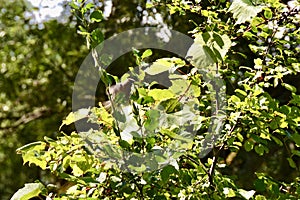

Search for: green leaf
xmin=148 ymin=89 xmax=175 ymax=101
xmin=146 ymin=2 xmax=154 ymax=8
xmin=238 ymin=189 xmax=255 ymax=200
xmin=223 ymin=187 xmax=236 ymax=197
xmin=141 ymin=49 xmax=152 ymax=59
xmin=215 ymin=33 xmax=231 ymax=58
xmin=11 ymin=183 xmax=44 ymax=200
xmin=16 ymin=141 xmax=45 ymax=153
xmin=145 ymin=58 xmax=173 ymax=75
xmin=85 ymin=2 xmax=95 ymax=10
xmin=213 ymin=32 xmax=224 ymax=48
xmin=60 ymin=108 xmax=90 ymax=129
xmin=186 ymin=32 xmax=231 ymax=68
xmin=161 ymin=165 xmax=177 ymax=183
xmin=228 ymin=0 xmax=264 ymax=24
xmin=243 ymin=31 xmax=255 ymax=39
xmin=91 ymin=28 xmax=104 ymax=46
xmin=254 ymin=144 xmax=265 ymax=156
xmin=158 ymin=98 xmax=181 ymax=113
xmin=254 ymin=178 xmax=266 ymax=192
xmin=203 ymin=45 xmax=217 ymax=63
xmin=270 ymin=135 xmax=283 ymax=146
xmin=287 ymin=157 xmax=296 ymax=168
xmin=202 ymin=32 xmax=211 ymax=43
xmin=128 ymin=164 xmax=147 ymax=172
xmin=90 ymin=10 xmax=103 ymax=22
xmin=69 ymin=2 xmax=79 ymax=9
xmin=16 ymin=141 xmax=48 ymax=170
xmin=235 ymin=89 xmax=247 ymax=97
xmin=169 ymin=79 xmax=189 ymax=95
xmin=230 ymin=95 xmax=241 ymax=103
xmin=291 ymin=149 xmax=300 ymax=157
xmin=160 ymin=129 xmax=191 ymax=142
xmin=282 ymin=83 xmax=297 ymax=93
xmin=290 ymin=133 xmax=300 ymax=146
xmin=144 ymin=109 xmax=160 ymax=131
xmin=255 ymin=195 xmax=267 ymax=200
xmin=186 ymin=40 xmax=215 ymax=68
xmin=244 ymin=140 xmax=254 ymax=152
xmin=263 ymin=8 xmax=272 ymax=19
xmin=213 ymin=46 xmax=223 ymax=61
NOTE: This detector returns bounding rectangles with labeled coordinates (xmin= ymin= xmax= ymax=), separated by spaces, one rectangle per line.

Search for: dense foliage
xmin=0 ymin=0 xmax=88 ymax=198
xmin=8 ymin=0 xmax=300 ymax=199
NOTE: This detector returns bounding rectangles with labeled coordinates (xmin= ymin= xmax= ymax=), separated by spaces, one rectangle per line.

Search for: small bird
xmin=103 ymin=78 xmax=135 ymax=109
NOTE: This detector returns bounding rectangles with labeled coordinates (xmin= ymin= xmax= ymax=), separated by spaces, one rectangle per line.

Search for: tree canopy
xmin=2 ymin=0 xmax=300 ymax=199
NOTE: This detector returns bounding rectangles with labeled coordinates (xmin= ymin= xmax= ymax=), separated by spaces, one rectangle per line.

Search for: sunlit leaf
xmin=145 ymin=58 xmax=173 ymax=75
xmin=282 ymin=83 xmax=297 ymax=93
xmin=187 ymin=32 xmax=231 ymax=68
xmin=263 ymin=8 xmax=272 ymax=19
xmin=148 ymin=89 xmax=175 ymax=101
xmin=60 ymin=108 xmax=90 ymax=129
xmin=228 ymin=0 xmax=264 ymax=24
xmin=10 ymin=183 xmax=44 ymax=200
xmin=141 ymin=49 xmax=152 ymax=59
xmin=238 ymin=189 xmax=255 ymax=200
xmin=186 ymin=41 xmax=215 ymax=68
xmin=223 ymin=187 xmax=236 ymax=197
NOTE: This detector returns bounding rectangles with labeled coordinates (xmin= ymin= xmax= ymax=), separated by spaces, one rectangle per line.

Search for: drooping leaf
xmin=228 ymin=0 xmax=264 ymax=25
xmin=213 ymin=32 xmax=224 ymax=48
xmin=212 ymin=46 xmax=223 ymax=61
xmin=203 ymin=45 xmax=218 ymax=63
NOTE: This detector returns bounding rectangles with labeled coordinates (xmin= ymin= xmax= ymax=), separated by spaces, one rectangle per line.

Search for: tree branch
xmin=0 ymin=107 xmax=51 ymax=131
